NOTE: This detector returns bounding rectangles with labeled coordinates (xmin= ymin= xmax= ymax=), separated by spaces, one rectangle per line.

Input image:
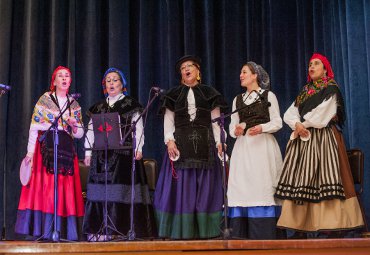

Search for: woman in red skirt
xmin=15 ymin=66 xmax=85 ymax=241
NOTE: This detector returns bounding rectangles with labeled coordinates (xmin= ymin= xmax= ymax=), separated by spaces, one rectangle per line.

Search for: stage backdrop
xmin=0 ymin=0 xmax=369 ymax=239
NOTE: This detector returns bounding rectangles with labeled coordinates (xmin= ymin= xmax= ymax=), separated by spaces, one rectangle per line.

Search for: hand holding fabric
xmin=294 ymin=122 xmax=310 ymax=138
xmin=167 ymin=140 xmax=180 ymax=159
xmin=24 ymin=154 xmax=33 ymax=168
xmin=66 ymin=117 xmax=78 ymax=134
xmin=135 ymin=151 xmax=143 ymax=160
xmin=217 ymin=143 xmax=227 ymax=156
xmin=248 ymin=125 xmax=262 ymax=136
xmin=84 ymin=156 xmax=91 ymax=166
xmin=234 ymin=123 xmax=246 ymax=137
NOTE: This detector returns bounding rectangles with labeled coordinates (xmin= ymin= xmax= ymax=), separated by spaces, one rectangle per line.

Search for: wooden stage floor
xmin=1 ymin=238 xmax=370 ymax=255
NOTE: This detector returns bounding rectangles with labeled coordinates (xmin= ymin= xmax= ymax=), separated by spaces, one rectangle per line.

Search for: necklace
xmin=244 ymin=89 xmax=262 ymax=102
xmin=107 ymin=94 xmax=124 ymax=108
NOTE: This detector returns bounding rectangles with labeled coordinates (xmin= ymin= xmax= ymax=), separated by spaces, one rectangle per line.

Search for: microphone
xmin=152 ymin=87 xmax=165 ymax=94
xmin=0 ymin=84 xmax=11 ymax=90
xmin=69 ymin=93 xmax=81 ymax=99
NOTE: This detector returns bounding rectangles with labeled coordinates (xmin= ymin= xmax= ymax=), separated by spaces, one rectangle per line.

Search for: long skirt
xmin=228 ymin=206 xmax=282 ymax=239
xmin=15 ymin=140 xmax=85 ymax=241
xmin=153 ymin=152 xmax=224 ymax=239
xmin=82 ymin=150 xmax=157 ymax=239
xmin=275 ymin=126 xmax=364 ymax=232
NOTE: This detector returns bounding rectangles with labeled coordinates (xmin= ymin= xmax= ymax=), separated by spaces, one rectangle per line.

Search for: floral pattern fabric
xmin=30 ymin=92 xmax=82 ymax=133
xmin=295 ymin=77 xmax=338 ymax=106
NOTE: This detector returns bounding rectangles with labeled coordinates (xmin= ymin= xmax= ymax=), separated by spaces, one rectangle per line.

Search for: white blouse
xmin=283 ymin=94 xmax=337 ymax=130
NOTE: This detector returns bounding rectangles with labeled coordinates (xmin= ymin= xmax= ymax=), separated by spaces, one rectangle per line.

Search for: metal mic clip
xmin=70 ymin=93 xmax=81 ymax=99
xmin=152 ymin=87 xmax=165 ymax=94
xmin=0 ymin=84 xmax=11 ymax=91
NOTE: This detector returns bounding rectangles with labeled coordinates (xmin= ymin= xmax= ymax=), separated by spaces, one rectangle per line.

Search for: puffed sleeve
xmin=229 ymin=97 xmax=239 ymax=139
xmin=284 ymin=94 xmax=338 ymax=130
xmin=260 ymin=92 xmax=282 ymax=133
xmin=132 ymin=111 xmax=144 ymax=152
xmin=163 ymin=108 xmax=175 ymax=144
xmin=84 ymin=118 xmax=94 ymax=157
xmin=283 ymin=102 xmax=302 ymax=130
xmin=211 ymin=107 xmax=227 ymax=146
xmin=301 ymin=94 xmax=337 ymax=129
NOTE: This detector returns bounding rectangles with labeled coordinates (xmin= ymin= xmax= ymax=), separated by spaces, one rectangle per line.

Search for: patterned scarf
xmin=294 ymin=78 xmax=345 ymax=128
xmin=295 ymin=76 xmax=336 ymax=106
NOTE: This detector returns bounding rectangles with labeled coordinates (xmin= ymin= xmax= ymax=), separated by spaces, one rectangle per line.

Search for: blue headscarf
xmin=102 ymin=67 xmax=128 ymax=97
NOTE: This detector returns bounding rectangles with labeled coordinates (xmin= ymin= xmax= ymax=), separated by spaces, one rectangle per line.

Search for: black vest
xmin=236 ymin=90 xmax=270 ymax=135
xmin=162 ymin=84 xmax=228 ymax=169
xmin=88 ymin=96 xmax=143 ymax=148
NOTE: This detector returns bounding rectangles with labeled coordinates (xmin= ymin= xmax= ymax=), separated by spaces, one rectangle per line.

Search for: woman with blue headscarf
xmin=82 ymin=68 xmax=157 ymax=240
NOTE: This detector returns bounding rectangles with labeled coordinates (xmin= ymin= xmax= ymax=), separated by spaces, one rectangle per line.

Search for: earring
xmin=197 ymin=73 xmax=201 ymax=81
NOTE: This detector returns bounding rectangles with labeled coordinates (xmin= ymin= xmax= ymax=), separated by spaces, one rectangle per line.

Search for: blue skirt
xmin=154 ymin=152 xmax=224 ymax=239
xmin=228 ymin=206 xmax=281 ymax=239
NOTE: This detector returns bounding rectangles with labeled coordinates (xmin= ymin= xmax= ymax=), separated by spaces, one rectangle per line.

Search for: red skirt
xmin=15 ymin=139 xmax=84 ymax=240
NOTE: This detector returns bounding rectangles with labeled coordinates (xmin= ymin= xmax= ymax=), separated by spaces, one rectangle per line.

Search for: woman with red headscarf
xmin=275 ymin=53 xmax=364 ymax=236
xmin=15 ymin=66 xmax=85 ymax=241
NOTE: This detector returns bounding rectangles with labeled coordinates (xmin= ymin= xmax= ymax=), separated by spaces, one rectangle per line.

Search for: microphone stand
xmin=211 ymin=102 xmax=254 ymax=240
xmin=85 ymin=111 xmax=128 ymax=242
xmin=1 ymin=88 xmax=9 ymax=240
xmin=1 ymin=148 xmax=5 ymax=240
xmin=211 ymin=112 xmax=231 ymax=239
xmin=119 ymin=89 xmax=161 ymax=241
xmin=38 ymin=98 xmax=76 ymax=242
xmin=93 ymin=112 xmax=126 ymax=241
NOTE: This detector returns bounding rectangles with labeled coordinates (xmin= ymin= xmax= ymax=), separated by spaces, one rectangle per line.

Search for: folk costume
xmin=154 ymin=76 xmax=228 ymax=239
xmin=227 ymin=62 xmax=283 ymax=239
xmin=82 ymin=68 xmax=157 ymax=239
xmin=275 ymin=54 xmax=364 ymax=232
xmin=15 ymin=67 xmax=85 ymax=241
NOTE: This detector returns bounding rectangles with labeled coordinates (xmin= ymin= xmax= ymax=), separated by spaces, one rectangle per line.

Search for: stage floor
xmin=1 ymin=239 xmax=370 ymax=255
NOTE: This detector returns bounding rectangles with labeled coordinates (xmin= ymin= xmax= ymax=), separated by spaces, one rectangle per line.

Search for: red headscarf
xmin=307 ymin=53 xmax=334 ymax=82
xmin=49 ymin=66 xmax=72 ymax=92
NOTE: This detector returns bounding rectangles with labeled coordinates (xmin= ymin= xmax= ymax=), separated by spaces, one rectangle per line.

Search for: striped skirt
xmin=275 ymin=126 xmax=364 ymax=232
xmin=275 ymin=127 xmax=345 ymax=202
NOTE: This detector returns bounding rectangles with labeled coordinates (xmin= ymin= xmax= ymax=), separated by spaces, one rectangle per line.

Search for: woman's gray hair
xmin=246 ymin=61 xmax=270 ymax=90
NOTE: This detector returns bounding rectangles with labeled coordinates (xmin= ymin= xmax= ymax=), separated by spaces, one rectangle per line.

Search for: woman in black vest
xmin=153 ymin=55 xmax=228 ymax=239
xmin=82 ymin=67 xmax=157 ymax=241
xmin=227 ymin=62 xmax=283 ymax=239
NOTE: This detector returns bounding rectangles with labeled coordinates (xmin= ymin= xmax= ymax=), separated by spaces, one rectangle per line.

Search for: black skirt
xmin=82 ymin=149 xmax=157 ymax=238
